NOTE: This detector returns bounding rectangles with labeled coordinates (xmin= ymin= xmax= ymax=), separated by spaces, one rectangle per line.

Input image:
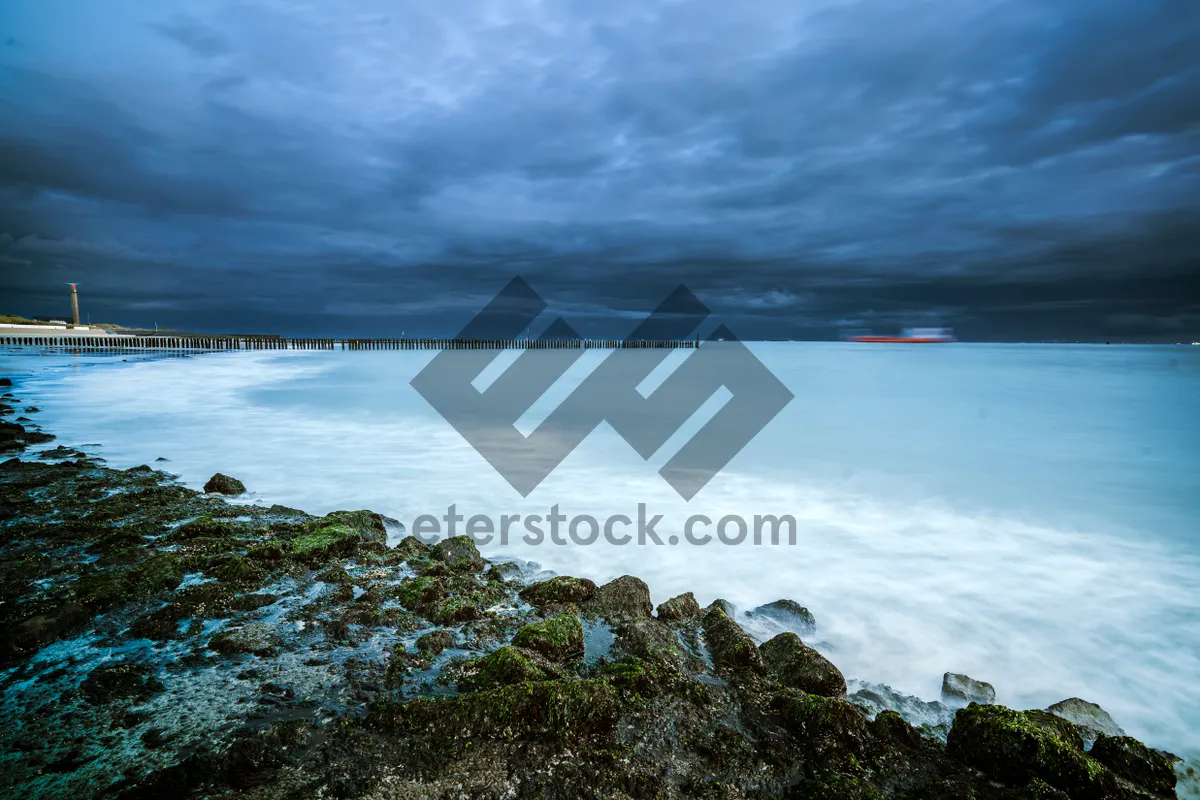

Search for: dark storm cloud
xmin=0 ymin=0 xmax=1197 ymax=340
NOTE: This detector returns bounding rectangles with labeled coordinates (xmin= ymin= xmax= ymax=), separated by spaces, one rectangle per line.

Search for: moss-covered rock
xmin=1089 ymin=735 xmax=1176 ymax=798
xmin=203 ymin=473 xmax=246 ymax=495
xmin=518 ymin=575 xmax=597 ymax=610
xmin=512 ymin=613 xmax=584 ymax=663
xmin=656 ymin=591 xmax=702 ymax=622
xmin=760 ymin=632 xmax=846 ymax=697
xmin=769 ymin=689 xmax=870 ymax=761
xmin=588 ymin=575 xmax=653 ymax=620
xmin=946 ymin=704 xmax=1116 ymax=798
xmin=416 ymin=629 xmax=456 ymax=655
xmin=432 ymin=535 xmax=484 ymax=572
xmin=613 ymin=618 xmax=687 ymax=672
xmin=458 ymin=645 xmax=550 ymax=690
xmin=701 ymin=605 xmax=765 ymax=677
xmin=373 ymin=679 xmax=619 ymax=743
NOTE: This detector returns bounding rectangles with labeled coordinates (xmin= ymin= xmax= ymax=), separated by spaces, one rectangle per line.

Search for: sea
xmin=2 ymin=342 xmax=1198 ymax=761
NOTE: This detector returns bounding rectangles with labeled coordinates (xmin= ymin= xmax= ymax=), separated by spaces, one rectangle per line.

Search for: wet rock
xmin=588 ymin=575 xmax=653 ymax=620
xmin=23 ymin=406 xmax=39 ymax=413
xmin=316 ymin=564 xmax=353 ymax=585
xmin=613 ymin=618 xmax=687 ymax=672
xmin=519 ymin=575 xmax=597 ymax=610
xmin=747 ymin=599 xmax=816 ymax=635
xmin=0 ymin=378 xmax=11 ymax=386
xmin=458 ymin=646 xmax=550 ymax=690
xmin=942 ymin=672 xmax=996 ymax=705
xmin=705 ymin=598 xmax=737 ymax=617
xmin=208 ymin=623 xmax=281 ymax=656
xmin=1046 ymin=698 xmax=1125 ymax=748
xmin=846 ymin=680 xmax=955 ymax=740
xmin=203 ymin=473 xmax=246 ymax=495
xmin=871 ymin=709 xmax=925 ymax=749
xmin=701 ymin=606 xmax=765 ymax=676
xmin=759 ymin=632 xmax=846 ymax=697
xmin=512 ymin=613 xmax=584 ymax=663
xmin=1022 ymin=709 xmax=1086 ymax=751
xmin=1090 ymin=735 xmax=1177 ymax=797
xmin=769 ymin=689 xmax=870 ymax=759
xmin=432 ymin=535 xmax=484 ymax=572
xmin=416 ymin=629 xmax=456 ymax=655
xmin=155 ymin=456 xmax=169 ymax=462
xmin=374 ymin=679 xmax=619 ymax=743
xmin=81 ymin=663 xmax=165 ymax=704
xmin=38 ymin=445 xmax=85 ymax=460
xmin=656 ymin=591 xmax=702 ymax=622
xmin=5 ymin=602 xmax=90 ymax=660
xmin=946 ymin=704 xmax=1117 ymax=798
xmin=288 ymin=510 xmax=388 ymax=562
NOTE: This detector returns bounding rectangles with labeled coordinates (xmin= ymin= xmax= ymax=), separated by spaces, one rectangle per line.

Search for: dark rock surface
xmin=759 ymin=631 xmax=847 ymax=697
xmin=747 ymin=598 xmax=817 ymax=635
xmin=202 ymin=472 xmax=246 ymax=495
xmin=942 ymin=671 xmax=997 ymax=705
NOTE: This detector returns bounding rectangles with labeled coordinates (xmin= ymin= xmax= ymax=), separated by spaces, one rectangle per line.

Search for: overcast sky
xmin=1 ymin=0 xmax=1197 ymax=340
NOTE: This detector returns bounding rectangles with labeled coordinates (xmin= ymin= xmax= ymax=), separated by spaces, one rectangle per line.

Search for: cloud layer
xmin=1 ymin=0 xmax=1197 ymax=339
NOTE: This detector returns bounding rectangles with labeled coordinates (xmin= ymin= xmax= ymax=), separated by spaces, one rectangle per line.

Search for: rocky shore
xmin=0 ymin=377 xmax=1191 ymax=799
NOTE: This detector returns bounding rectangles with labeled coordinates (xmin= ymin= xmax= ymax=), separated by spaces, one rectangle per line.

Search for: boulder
xmin=656 ymin=591 xmax=702 ymax=622
xmin=588 ymin=575 xmax=653 ymax=620
xmin=747 ymin=599 xmax=816 ymax=635
xmin=432 ymin=535 xmax=484 ymax=572
xmin=512 ymin=613 xmax=584 ymax=663
xmin=614 ymin=618 xmax=687 ymax=671
xmin=759 ymin=632 xmax=846 ymax=697
xmin=701 ymin=606 xmax=764 ymax=676
xmin=457 ymin=645 xmax=549 ymax=690
xmin=1046 ymin=698 xmax=1124 ymax=748
xmin=519 ymin=576 xmax=597 ymax=610
xmin=203 ymin=473 xmax=246 ymax=495
xmin=705 ymin=598 xmax=736 ymax=617
xmin=946 ymin=704 xmax=1118 ymax=798
xmin=0 ymin=378 xmax=11 ymax=387
xmin=1089 ymin=735 xmax=1176 ymax=798
xmin=416 ymin=629 xmax=456 ymax=655
xmin=941 ymin=672 xmax=996 ymax=706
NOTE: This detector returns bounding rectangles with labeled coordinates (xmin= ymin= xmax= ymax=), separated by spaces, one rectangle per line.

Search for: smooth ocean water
xmin=3 ymin=343 xmax=1198 ymax=756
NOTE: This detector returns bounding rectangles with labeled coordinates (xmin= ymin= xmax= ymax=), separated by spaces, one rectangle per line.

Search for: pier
xmin=0 ymin=335 xmax=698 ymax=352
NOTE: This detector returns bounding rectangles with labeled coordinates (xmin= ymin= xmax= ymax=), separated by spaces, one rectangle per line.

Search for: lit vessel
xmin=847 ymin=327 xmax=956 ymax=343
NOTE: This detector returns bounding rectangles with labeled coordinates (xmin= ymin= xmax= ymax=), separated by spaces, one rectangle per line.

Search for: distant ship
xmin=846 ymin=327 xmax=956 ymax=343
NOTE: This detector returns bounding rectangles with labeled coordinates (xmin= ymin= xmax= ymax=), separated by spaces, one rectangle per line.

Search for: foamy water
xmin=3 ymin=343 xmax=1198 ymax=759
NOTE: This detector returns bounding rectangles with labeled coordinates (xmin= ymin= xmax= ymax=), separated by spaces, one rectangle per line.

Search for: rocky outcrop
xmin=701 ymin=604 xmax=765 ymax=676
xmin=431 ymin=535 xmax=484 ymax=572
xmin=1046 ymin=697 xmax=1125 ymax=748
xmin=587 ymin=574 xmax=653 ymax=620
xmin=655 ymin=591 xmax=702 ymax=621
xmin=759 ymin=632 xmax=846 ymax=697
xmin=1090 ymin=735 xmax=1177 ymax=798
xmin=0 ymin=440 xmax=1183 ymax=800
xmin=747 ymin=598 xmax=817 ymax=635
xmin=203 ymin=472 xmax=246 ymax=495
xmin=511 ymin=613 xmax=584 ymax=663
xmin=518 ymin=575 xmax=597 ymax=610
xmin=942 ymin=671 xmax=996 ymax=705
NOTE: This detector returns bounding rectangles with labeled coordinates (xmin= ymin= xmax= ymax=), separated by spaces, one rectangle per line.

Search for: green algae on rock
xmin=511 ymin=613 xmax=585 ymax=663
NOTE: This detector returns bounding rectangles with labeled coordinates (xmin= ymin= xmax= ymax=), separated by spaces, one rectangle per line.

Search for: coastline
xmin=2 ymin=366 xmax=1195 ymax=798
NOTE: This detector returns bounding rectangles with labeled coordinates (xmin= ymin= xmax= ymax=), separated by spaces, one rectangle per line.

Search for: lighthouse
xmin=69 ymin=283 xmax=80 ymax=327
